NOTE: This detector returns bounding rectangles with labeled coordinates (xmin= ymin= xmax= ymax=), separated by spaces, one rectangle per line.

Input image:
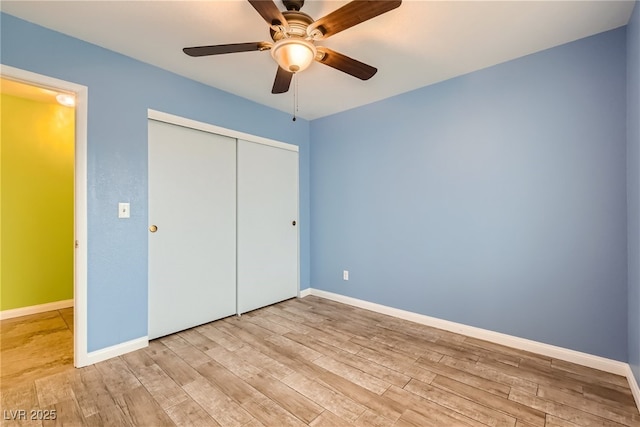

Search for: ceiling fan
xmin=183 ymin=0 xmax=402 ymax=94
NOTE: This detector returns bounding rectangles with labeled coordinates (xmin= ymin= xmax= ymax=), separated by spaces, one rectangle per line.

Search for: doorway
xmin=0 ymin=65 xmax=89 ymax=367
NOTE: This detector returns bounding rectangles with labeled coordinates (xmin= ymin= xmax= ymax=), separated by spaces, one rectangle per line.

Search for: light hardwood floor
xmin=1 ymin=296 xmax=638 ymax=426
xmin=1 ymin=308 xmax=74 ymax=390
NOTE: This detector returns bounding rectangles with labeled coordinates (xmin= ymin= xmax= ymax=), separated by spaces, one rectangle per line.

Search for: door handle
xmin=149 ymin=225 xmax=158 ymax=233
xmin=292 ymin=220 xmax=296 ymax=226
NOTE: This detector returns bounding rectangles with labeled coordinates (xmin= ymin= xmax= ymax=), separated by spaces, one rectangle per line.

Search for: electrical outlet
xmin=343 ymin=270 xmax=349 ymax=281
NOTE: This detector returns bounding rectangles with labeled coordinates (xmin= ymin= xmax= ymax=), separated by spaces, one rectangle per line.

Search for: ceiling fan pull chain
xmin=292 ymin=73 xmax=298 ymax=122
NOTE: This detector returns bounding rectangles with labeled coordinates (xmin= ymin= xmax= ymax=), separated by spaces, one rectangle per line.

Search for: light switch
xmin=118 ymin=202 xmax=130 ymax=218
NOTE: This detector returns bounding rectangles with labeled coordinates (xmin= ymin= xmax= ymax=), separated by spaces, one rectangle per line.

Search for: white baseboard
xmin=306 ymin=288 xmax=640 ymax=409
xmin=625 ymin=365 xmax=640 ymax=410
xmin=77 ymin=336 xmax=149 ymax=367
xmin=299 ymin=288 xmax=312 ymax=298
xmin=0 ymin=299 xmax=74 ymax=320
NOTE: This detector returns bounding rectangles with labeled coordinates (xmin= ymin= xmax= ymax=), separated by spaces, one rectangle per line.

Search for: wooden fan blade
xmin=183 ymin=42 xmax=270 ymax=57
xmin=248 ymin=0 xmax=288 ymax=26
xmin=307 ymin=0 xmax=401 ymax=39
xmin=316 ymin=47 xmax=377 ymax=80
xmin=272 ymin=67 xmax=294 ymax=94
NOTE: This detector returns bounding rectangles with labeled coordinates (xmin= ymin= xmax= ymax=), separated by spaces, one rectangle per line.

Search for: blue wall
xmin=628 ymin=1 xmax=640 ymax=384
xmin=1 ymin=13 xmax=311 ymax=352
xmin=310 ymin=28 xmax=628 ymax=361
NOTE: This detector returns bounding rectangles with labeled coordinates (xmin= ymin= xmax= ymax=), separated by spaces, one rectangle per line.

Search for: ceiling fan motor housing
xmin=270 ymin=10 xmax=314 ymax=41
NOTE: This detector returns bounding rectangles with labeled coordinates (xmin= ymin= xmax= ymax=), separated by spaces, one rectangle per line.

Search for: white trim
xmin=296 ymin=151 xmax=301 ymax=300
xmin=1 ymin=64 xmax=89 ymax=368
xmin=307 ymin=289 xmax=630 ymax=376
xmin=147 ymin=109 xmax=298 ymax=152
xmin=626 ymin=365 xmax=640 ymax=409
xmin=84 ymin=337 xmax=149 ymax=366
xmin=0 ymin=299 xmax=74 ymax=320
xmin=299 ymin=288 xmax=312 ymax=298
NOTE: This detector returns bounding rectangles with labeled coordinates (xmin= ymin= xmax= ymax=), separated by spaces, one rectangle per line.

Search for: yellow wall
xmin=1 ymin=93 xmax=74 ymax=310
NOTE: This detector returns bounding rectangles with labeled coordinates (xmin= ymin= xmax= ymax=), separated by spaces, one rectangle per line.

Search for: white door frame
xmin=1 ymin=64 xmax=90 ymax=367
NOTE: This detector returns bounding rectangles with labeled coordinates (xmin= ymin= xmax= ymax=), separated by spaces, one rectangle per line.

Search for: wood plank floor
xmin=1 ymin=308 xmax=74 ymax=390
xmin=1 ymin=296 xmax=638 ymax=426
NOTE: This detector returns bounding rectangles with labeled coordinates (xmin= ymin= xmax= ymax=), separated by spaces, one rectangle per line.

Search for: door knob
xmin=292 ymin=220 xmax=296 ymax=226
xmin=149 ymin=225 xmax=158 ymax=233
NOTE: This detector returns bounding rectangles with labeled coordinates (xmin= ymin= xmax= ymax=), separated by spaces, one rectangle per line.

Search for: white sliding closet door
xmin=237 ymin=139 xmax=299 ymax=314
xmin=148 ymin=120 xmax=236 ymax=339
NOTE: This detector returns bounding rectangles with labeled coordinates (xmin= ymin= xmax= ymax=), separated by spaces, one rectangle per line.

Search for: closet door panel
xmin=237 ymin=139 xmax=299 ymax=314
xmin=148 ymin=120 xmax=236 ymax=339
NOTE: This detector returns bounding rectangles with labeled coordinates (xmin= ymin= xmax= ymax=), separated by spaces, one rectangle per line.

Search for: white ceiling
xmin=2 ymin=1 xmax=635 ymax=120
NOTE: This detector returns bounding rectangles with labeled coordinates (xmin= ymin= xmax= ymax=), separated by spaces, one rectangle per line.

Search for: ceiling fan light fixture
xmin=271 ymin=38 xmax=316 ymax=73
